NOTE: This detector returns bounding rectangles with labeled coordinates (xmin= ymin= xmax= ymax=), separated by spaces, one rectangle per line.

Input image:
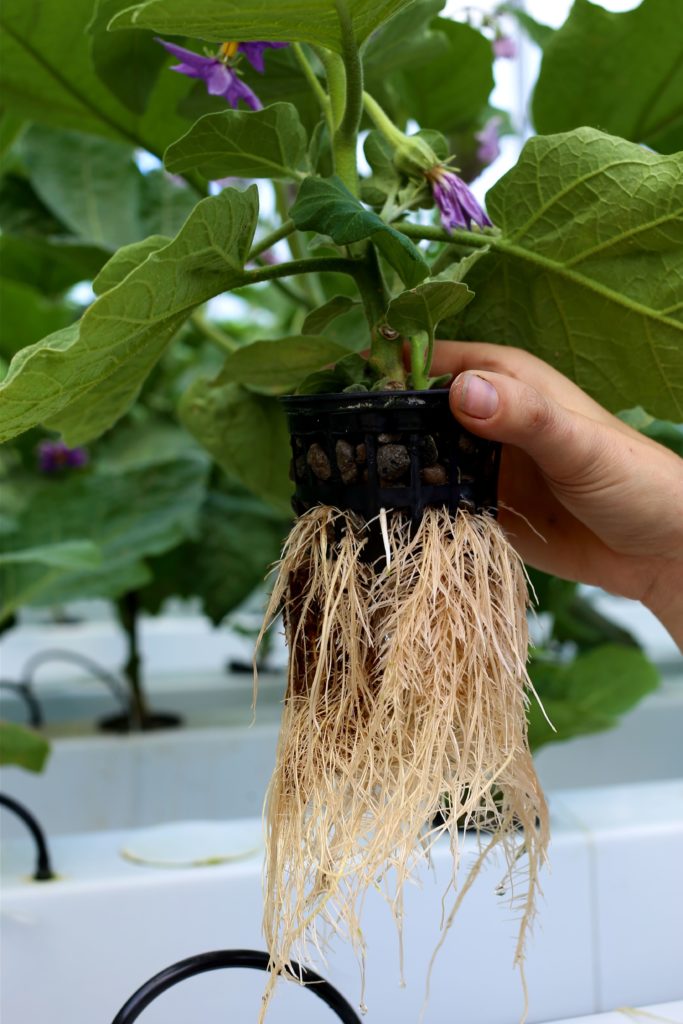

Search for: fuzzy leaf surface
xmin=387 ymin=278 xmax=473 ymax=340
xmin=180 ymin=378 xmax=292 ymax=513
xmin=0 ymin=187 xmax=259 ymax=444
xmin=291 ymin=176 xmax=428 ymax=287
xmin=109 ymin=0 xmax=416 ymax=52
xmin=165 ymin=103 xmax=308 ymax=181
xmin=216 ymin=336 xmax=351 ymax=395
xmin=533 ymin=0 xmax=683 ymax=153
xmin=0 ymin=455 xmax=208 ymax=620
xmin=457 ymin=129 xmax=683 ymax=419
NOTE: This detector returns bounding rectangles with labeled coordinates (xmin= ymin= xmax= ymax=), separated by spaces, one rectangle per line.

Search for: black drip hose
xmin=0 ymin=681 xmax=43 ymax=727
xmin=0 ymin=793 xmax=55 ymax=881
xmin=111 ymin=949 xmax=363 ymax=1024
xmin=21 ymin=648 xmax=132 ymax=716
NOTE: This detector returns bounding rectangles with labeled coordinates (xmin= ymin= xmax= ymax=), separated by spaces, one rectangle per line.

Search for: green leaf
xmin=180 ymin=377 xmax=292 ymax=514
xmin=92 ymin=235 xmax=170 ymax=295
xmin=456 ymin=129 xmax=683 ymax=420
xmin=0 ymin=186 xmax=260 ymax=444
xmin=390 ymin=18 xmax=494 ymax=134
xmin=0 ymin=721 xmax=50 ymax=773
xmin=618 ymin=407 xmax=683 ymax=458
xmin=109 ymin=0 xmax=416 ymax=52
xmin=528 ymin=645 xmax=659 ymax=751
xmin=21 ymin=126 xmax=141 ymax=250
xmin=0 ymin=0 xmax=194 ymax=157
xmin=165 ymin=102 xmax=308 ymax=181
xmin=532 ymin=0 xmax=683 ymax=153
xmin=0 ymin=235 xmax=107 ymax=297
xmin=89 ymin=0 xmax=168 ymax=115
xmin=0 ymin=279 xmax=75 ymax=360
xmin=386 ymin=277 xmax=473 ymax=340
xmin=0 ymin=455 xmax=208 ymax=619
xmin=291 ymin=175 xmax=428 ymax=288
xmin=302 ymin=296 xmax=361 ymax=335
xmin=363 ymin=0 xmax=446 ymax=78
xmin=216 ymin=336 xmax=352 ymax=395
xmin=0 ymin=540 xmax=101 ymax=569
xmin=21 ymin=128 xmax=198 ymax=251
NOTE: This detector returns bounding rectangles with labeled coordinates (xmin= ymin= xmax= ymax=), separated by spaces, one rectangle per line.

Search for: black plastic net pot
xmin=284 ymin=389 xmax=500 ymax=558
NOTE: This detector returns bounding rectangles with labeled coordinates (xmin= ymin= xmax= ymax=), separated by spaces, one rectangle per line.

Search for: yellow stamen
xmin=220 ymin=41 xmax=239 ymax=59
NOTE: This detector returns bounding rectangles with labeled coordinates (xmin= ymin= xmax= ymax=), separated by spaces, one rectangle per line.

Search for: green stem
xmin=117 ymin=591 xmax=147 ymax=728
xmin=244 ymin=256 xmax=361 ymax=286
xmin=190 ymin=312 xmax=238 ymax=354
xmin=292 ymin=42 xmax=331 ymax=125
xmin=333 ymin=0 xmax=363 ymax=194
xmin=357 ymin=247 xmax=406 ymax=383
xmin=248 ymin=219 xmax=296 ymax=261
xmin=363 ymin=91 xmax=407 ymax=149
xmin=397 ymin=222 xmax=492 ymax=248
xmin=316 ymin=48 xmax=346 ymax=130
xmin=409 ymin=332 xmax=430 ymax=390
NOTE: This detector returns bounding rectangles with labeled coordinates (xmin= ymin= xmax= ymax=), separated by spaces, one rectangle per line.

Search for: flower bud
xmin=393 ymin=133 xmax=440 ymax=179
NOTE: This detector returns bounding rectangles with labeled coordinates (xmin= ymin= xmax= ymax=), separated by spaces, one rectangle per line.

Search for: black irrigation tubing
xmin=0 ymin=793 xmax=55 ymax=881
xmin=111 ymin=949 xmax=363 ymax=1024
xmin=21 ymin=648 xmax=132 ymax=717
xmin=0 ymin=680 xmax=43 ymax=727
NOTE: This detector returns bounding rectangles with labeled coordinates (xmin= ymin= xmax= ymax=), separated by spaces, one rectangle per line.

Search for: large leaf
xmin=532 ymin=0 xmax=683 ymax=154
xmin=291 ymin=175 xmax=428 ymax=288
xmin=0 ymin=721 xmax=50 ymax=773
xmin=21 ymin=128 xmax=199 ymax=251
xmin=0 ymin=454 xmax=208 ymax=620
xmin=21 ymin=126 xmax=142 ymax=250
xmin=0 ymin=0 xmax=195 ymax=158
xmin=165 ymin=103 xmax=309 ymax=181
xmin=109 ymin=0 xmax=416 ymax=52
xmin=388 ymin=18 xmax=494 ymax=135
xmin=455 ymin=129 xmax=683 ymax=420
xmin=528 ymin=645 xmax=659 ymax=751
xmin=92 ymin=235 xmax=170 ymax=295
xmin=0 ymin=235 xmax=107 ymax=297
xmin=0 ymin=186 xmax=260 ymax=444
xmin=216 ymin=335 xmax=351 ymax=395
xmin=89 ymin=0 xmax=169 ymax=116
xmin=0 ymin=279 xmax=76 ymax=359
xmin=0 ymin=540 xmax=101 ymax=569
xmin=180 ymin=378 xmax=292 ymax=514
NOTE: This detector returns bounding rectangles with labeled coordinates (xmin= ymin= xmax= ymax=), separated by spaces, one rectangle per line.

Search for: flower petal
xmin=239 ymin=41 xmax=289 ymax=73
xmin=155 ymin=37 xmax=216 ymax=70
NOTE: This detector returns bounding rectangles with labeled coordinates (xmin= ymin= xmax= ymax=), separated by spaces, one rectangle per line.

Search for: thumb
xmin=450 ymin=370 xmax=611 ymax=486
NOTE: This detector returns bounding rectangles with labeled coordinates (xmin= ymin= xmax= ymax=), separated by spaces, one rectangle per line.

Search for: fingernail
xmin=455 ymin=372 xmax=499 ymax=419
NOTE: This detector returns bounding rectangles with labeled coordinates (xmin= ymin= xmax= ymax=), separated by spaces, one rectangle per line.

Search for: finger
xmin=435 ymin=341 xmax=659 ymax=448
xmin=432 ymin=341 xmax=611 ymax=422
xmin=450 ymin=369 xmax=617 ymax=488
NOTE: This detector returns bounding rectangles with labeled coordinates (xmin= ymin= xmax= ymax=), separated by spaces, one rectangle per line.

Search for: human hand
xmin=433 ymin=341 xmax=683 ymax=647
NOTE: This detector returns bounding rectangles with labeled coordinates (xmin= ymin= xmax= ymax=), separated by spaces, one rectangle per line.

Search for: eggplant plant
xmin=0 ymin=0 xmax=681 ymax=1018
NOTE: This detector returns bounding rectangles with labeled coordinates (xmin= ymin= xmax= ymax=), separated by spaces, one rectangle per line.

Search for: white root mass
xmin=256 ymin=505 xmax=549 ymax=1019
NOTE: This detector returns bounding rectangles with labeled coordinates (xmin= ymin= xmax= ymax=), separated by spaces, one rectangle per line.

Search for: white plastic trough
xmin=2 ymin=780 xmax=683 ymax=1024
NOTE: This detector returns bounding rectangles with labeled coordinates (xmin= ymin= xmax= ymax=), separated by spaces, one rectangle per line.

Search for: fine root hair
xmin=256 ymin=505 xmax=549 ymax=1019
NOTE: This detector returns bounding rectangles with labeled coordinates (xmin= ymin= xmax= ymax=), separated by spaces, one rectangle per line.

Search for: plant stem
xmin=316 ymin=48 xmax=346 ymax=130
xmin=363 ymin=91 xmax=407 ymax=149
xmin=409 ymin=332 xmax=430 ymax=390
xmin=248 ymin=219 xmax=296 ymax=260
xmin=292 ymin=42 xmax=331 ymax=125
xmin=117 ymin=591 xmax=147 ymax=728
xmin=397 ymin=222 xmax=492 ymax=248
xmin=245 ymin=256 xmax=361 ymax=286
xmin=356 ymin=247 xmax=406 ymax=382
xmin=190 ymin=311 xmax=238 ymax=354
xmin=333 ymin=0 xmax=363 ymax=194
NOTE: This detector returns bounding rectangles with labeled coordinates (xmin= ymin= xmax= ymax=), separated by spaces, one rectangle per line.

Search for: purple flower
xmin=238 ymin=41 xmax=289 ymax=73
xmin=493 ymin=35 xmax=517 ymax=59
xmin=38 ymin=440 xmax=89 ymax=475
xmin=155 ymin=38 xmax=273 ymax=110
xmin=427 ymin=167 xmax=492 ymax=232
xmin=475 ymin=116 xmax=502 ymax=167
